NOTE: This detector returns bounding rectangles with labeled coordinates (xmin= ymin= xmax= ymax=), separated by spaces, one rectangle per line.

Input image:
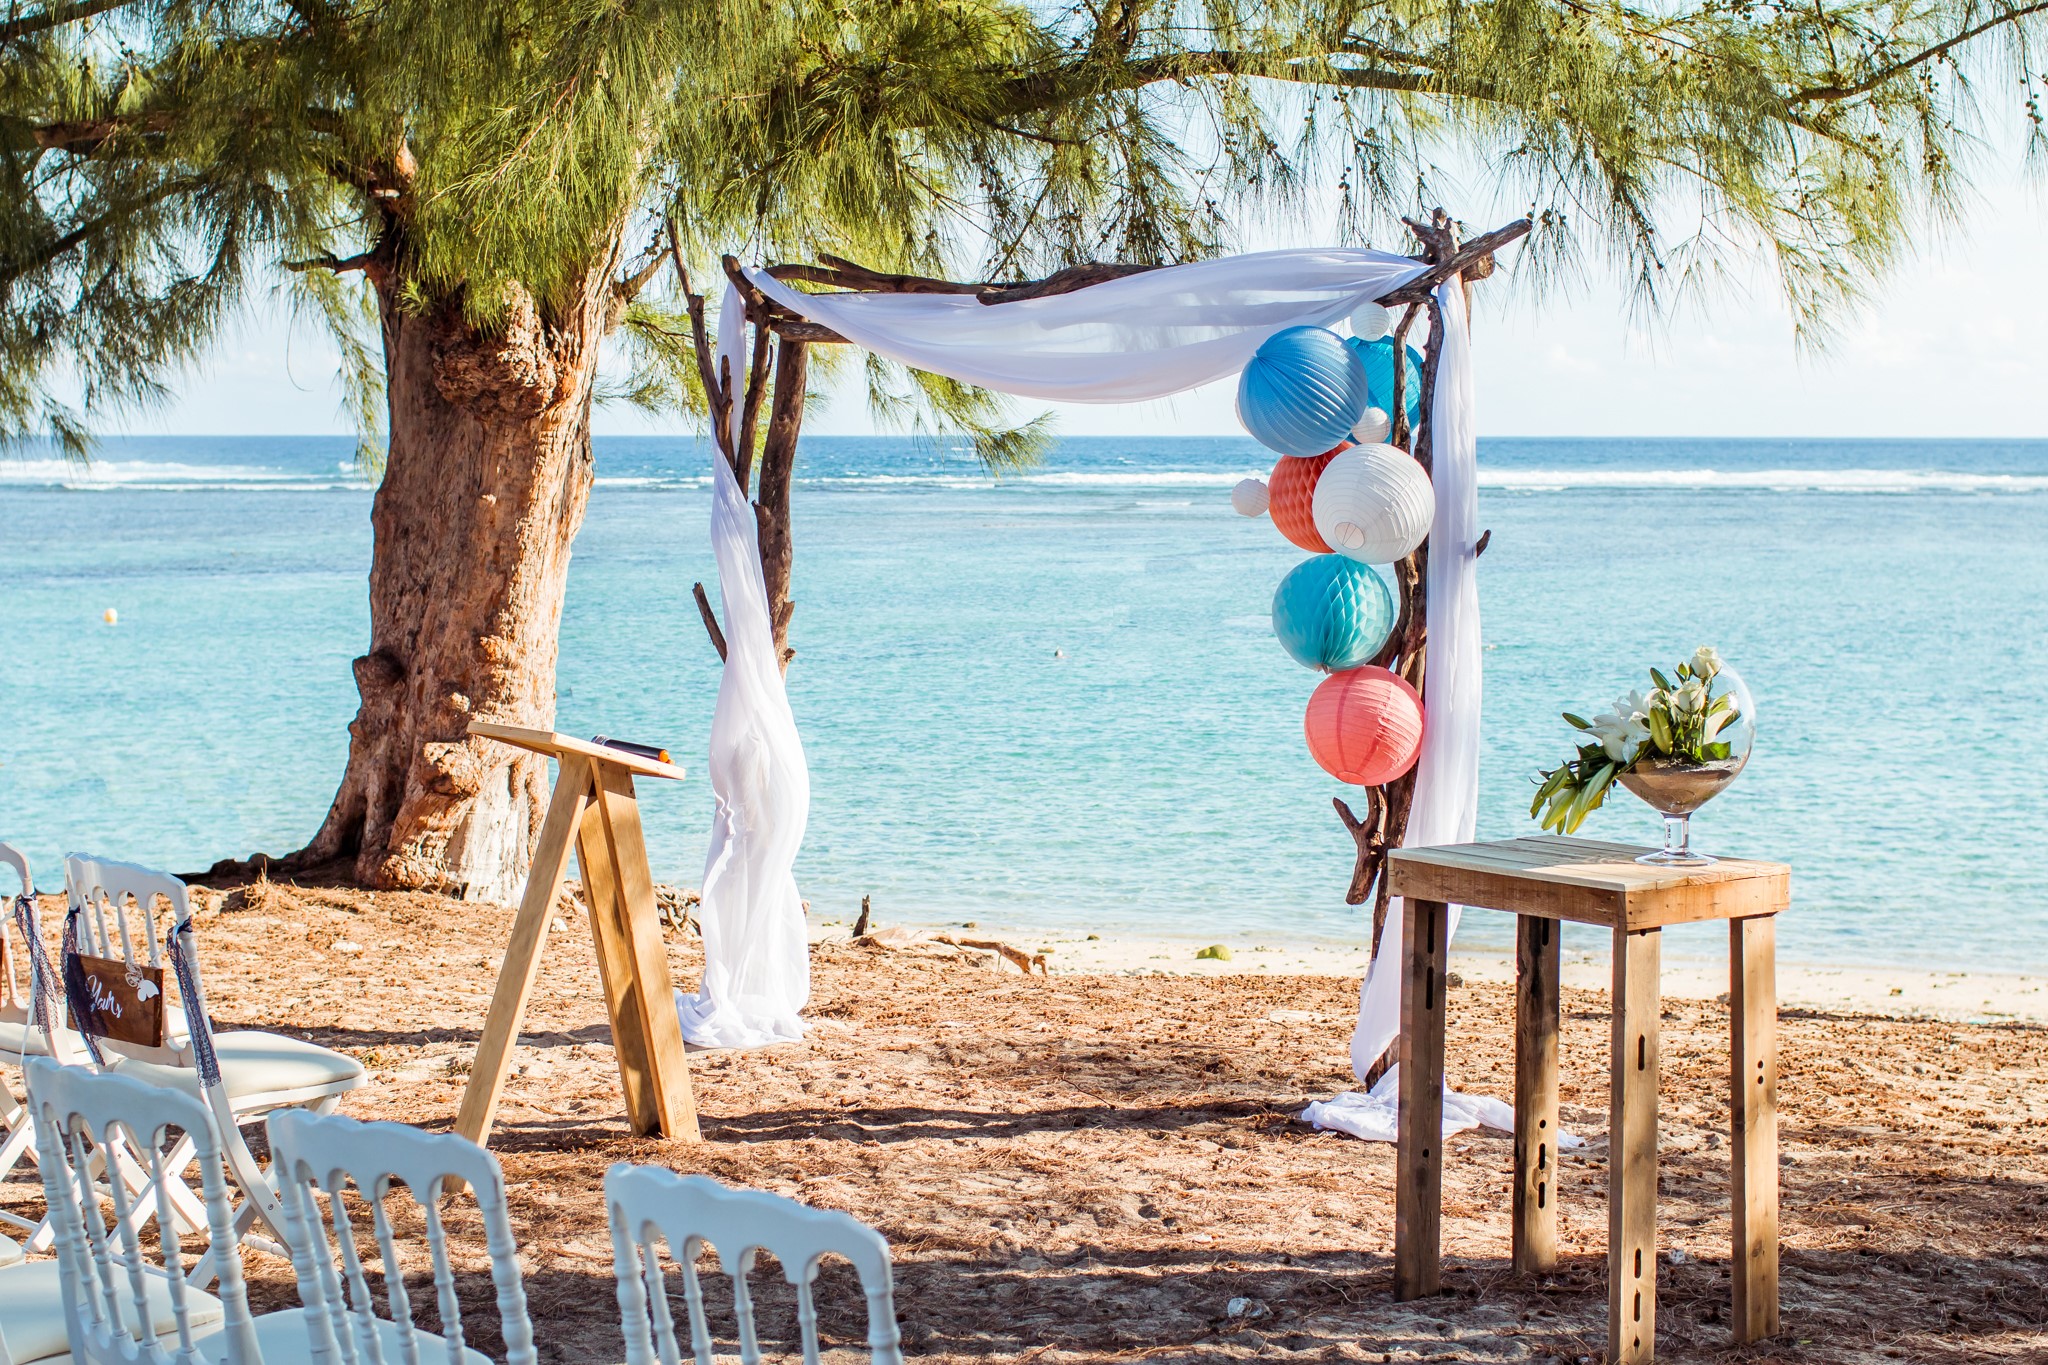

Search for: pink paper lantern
xmin=1305 ymin=666 xmax=1425 ymax=786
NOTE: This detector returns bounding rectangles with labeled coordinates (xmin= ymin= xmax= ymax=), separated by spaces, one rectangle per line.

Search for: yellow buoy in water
xmin=102 ymin=608 xmax=118 ymax=625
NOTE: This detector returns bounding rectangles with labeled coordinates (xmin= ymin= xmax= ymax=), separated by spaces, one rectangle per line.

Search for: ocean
xmin=3 ymin=434 xmax=2044 ymax=973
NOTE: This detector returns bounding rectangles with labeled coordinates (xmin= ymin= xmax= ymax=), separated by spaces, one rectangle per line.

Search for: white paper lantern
xmin=1348 ymin=301 xmax=1393 ymax=341
xmin=1311 ymin=443 xmax=1433 ymax=564
xmin=1351 ymin=406 xmax=1391 ymax=444
xmin=1230 ymin=477 xmax=1270 ymax=518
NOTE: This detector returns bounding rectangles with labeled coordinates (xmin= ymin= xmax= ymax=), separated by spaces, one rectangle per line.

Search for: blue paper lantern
xmin=1237 ymin=327 xmax=1373 ymax=458
xmin=1272 ymin=555 xmax=1396 ymax=672
xmin=1347 ymin=335 xmax=1424 ymax=428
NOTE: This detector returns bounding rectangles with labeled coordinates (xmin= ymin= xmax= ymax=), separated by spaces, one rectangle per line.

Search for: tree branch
xmin=691 ymin=582 xmax=728 ymax=661
xmin=1788 ymin=0 xmax=2048 ymax=103
xmin=29 ymin=110 xmax=176 ymax=156
xmin=1 ymin=0 xmax=133 ymax=43
xmin=283 ymin=250 xmax=378 ymax=275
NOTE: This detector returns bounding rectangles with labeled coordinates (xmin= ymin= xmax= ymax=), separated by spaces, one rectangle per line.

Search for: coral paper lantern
xmin=1311 ymin=443 xmax=1435 ymax=564
xmin=1230 ymin=477 xmax=1270 ymax=517
xmin=1272 ymin=556 xmax=1396 ymax=672
xmin=1268 ymin=447 xmax=1343 ymax=552
xmin=1236 ymin=326 xmax=1374 ymax=457
xmin=1305 ymin=666 xmax=1425 ymax=786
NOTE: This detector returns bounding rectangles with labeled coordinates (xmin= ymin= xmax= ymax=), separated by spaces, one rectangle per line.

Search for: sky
xmin=126 ymin=177 xmax=2048 ymax=442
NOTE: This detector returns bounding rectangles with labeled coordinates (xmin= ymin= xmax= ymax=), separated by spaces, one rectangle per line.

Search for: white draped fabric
xmin=690 ymin=253 xmax=1492 ymax=1117
xmin=1300 ymin=276 xmax=1489 ymax=1137
xmin=673 ymin=292 xmax=813 ymax=1049
xmin=745 ymin=249 xmax=1429 ymax=402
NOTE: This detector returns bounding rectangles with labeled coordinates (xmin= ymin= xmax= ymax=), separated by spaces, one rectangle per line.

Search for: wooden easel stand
xmin=454 ymin=724 xmax=700 ymax=1147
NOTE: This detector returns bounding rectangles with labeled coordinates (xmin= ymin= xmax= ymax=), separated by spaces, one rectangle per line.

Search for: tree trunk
xmin=293 ymin=270 xmax=610 ymax=903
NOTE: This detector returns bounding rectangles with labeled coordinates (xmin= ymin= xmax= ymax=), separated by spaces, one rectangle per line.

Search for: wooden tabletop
xmin=468 ymin=721 xmax=688 ymax=782
xmin=1388 ymin=834 xmax=1788 ymax=931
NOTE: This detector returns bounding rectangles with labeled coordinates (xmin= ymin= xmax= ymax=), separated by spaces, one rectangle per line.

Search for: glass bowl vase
xmin=1615 ymin=660 xmax=1755 ymax=866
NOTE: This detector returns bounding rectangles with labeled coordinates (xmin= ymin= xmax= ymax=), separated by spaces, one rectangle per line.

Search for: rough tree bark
xmin=288 ymin=254 xmax=618 ymax=903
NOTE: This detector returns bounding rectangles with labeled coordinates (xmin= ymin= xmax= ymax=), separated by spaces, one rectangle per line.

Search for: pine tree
xmin=4 ymin=0 xmax=2040 ymax=899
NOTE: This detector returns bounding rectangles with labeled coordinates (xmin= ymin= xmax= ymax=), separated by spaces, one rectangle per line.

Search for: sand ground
xmin=4 ymin=881 xmax=2045 ymax=1364
xmin=850 ymin=920 xmax=2048 ymax=1027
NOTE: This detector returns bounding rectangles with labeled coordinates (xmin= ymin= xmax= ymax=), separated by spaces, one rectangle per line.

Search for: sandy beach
xmin=7 ymin=878 xmax=2043 ymax=1364
xmin=831 ymin=918 xmax=2048 ymax=1026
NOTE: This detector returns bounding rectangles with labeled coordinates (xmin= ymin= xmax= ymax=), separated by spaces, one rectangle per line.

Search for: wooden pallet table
xmin=1386 ymin=834 xmax=1790 ymax=1364
xmin=453 ymin=722 xmax=700 ymax=1147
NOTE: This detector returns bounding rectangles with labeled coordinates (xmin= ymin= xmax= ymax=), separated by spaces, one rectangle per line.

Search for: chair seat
xmin=191 ymin=1307 xmax=491 ymax=1365
xmin=111 ymin=1031 xmax=365 ymax=1104
xmin=0 ymin=1259 xmax=225 ymax=1364
xmin=0 ymin=1020 xmax=92 ymax=1063
xmin=0 ymin=1230 xmax=21 ymax=1267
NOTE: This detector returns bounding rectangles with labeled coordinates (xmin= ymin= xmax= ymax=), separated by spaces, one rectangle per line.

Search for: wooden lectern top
xmin=468 ymin=721 xmax=687 ymax=782
xmin=1388 ymin=833 xmax=1789 ymax=931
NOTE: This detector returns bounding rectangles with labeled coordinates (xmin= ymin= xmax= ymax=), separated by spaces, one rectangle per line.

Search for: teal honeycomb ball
xmin=1272 ymin=555 xmax=1397 ymax=671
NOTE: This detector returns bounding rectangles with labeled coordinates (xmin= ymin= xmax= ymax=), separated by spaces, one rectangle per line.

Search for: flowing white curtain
xmin=745 ymin=249 xmax=1430 ymax=401
xmin=673 ymin=292 xmax=814 ymax=1048
xmin=1300 ymin=276 xmax=1490 ymax=1142
xmin=688 ymin=250 xmax=1489 ymax=1078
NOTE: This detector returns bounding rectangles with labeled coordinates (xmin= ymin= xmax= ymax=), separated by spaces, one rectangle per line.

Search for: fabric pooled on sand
xmin=1300 ymin=1064 xmax=1584 ymax=1147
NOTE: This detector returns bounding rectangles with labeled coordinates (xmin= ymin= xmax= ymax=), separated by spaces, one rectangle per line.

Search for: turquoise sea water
xmin=2 ymin=435 xmax=2044 ymax=971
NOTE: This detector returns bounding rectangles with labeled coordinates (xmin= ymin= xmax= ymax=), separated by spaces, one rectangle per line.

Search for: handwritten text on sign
xmin=64 ymin=951 xmax=166 ymax=1049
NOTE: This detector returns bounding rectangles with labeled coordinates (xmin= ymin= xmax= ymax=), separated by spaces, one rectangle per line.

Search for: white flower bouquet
xmin=1532 ymin=646 xmax=1748 ymax=834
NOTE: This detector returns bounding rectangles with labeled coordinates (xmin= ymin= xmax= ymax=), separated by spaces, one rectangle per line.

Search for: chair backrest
xmin=26 ymin=1056 xmax=264 ymax=1365
xmin=265 ymin=1109 xmax=537 ymax=1365
xmin=63 ymin=855 xmax=198 ymax=1067
xmin=604 ymin=1166 xmax=903 ymax=1365
xmin=2 ymin=842 xmax=33 ymax=1025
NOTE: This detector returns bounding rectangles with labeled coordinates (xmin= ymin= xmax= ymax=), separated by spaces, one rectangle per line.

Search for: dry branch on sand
xmin=7 ymin=881 xmax=2045 ymax=1364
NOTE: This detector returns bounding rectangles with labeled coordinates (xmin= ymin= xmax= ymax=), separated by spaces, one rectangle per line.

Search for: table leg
xmin=1394 ymin=898 xmax=1449 ymax=1301
xmin=1513 ymin=914 xmax=1561 ymax=1273
xmin=1731 ymin=915 xmax=1780 ymax=1342
xmin=1610 ymin=926 xmax=1661 ymax=1365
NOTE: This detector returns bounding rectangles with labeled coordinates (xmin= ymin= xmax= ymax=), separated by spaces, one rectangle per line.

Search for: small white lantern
xmin=1348 ymin=302 xmax=1393 ymax=341
xmin=1311 ymin=443 xmax=1433 ymax=564
xmin=1230 ymin=477 xmax=1270 ymax=518
xmin=1351 ymin=406 xmax=1391 ymax=444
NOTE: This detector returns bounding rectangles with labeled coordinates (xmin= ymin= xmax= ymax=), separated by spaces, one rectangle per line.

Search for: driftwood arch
xmin=673 ymin=210 xmax=1529 ymax=1056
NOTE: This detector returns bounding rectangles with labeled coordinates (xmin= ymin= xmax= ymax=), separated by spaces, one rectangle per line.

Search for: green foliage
xmin=1532 ymin=645 xmax=1746 ymax=830
xmin=3 ymin=0 xmax=2044 ymax=458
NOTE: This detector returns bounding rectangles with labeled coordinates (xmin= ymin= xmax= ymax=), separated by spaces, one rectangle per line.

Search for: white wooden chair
xmin=604 ymin=1166 xmax=905 ymax=1365
xmin=19 ymin=1055 xmax=261 ymax=1365
xmin=63 ymin=855 xmax=366 ymax=1274
xmin=265 ymin=1108 xmax=537 ymax=1365
xmin=0 ymin=841 xmax=84 ymax=1250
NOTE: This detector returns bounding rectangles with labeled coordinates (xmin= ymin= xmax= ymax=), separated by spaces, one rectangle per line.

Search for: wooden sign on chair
xmin=455 ymin=722 xmax=700 ymax=1147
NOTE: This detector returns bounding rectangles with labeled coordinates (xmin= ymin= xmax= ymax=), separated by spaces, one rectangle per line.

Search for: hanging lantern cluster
xmin=1231 ymin=315 xmax=1433 ymax=789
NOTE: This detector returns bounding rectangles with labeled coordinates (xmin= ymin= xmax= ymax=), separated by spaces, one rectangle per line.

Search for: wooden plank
xmin=590 ymin=764 xmax=701 ymax=1142
xmin=1389 ymin=837 xmax=1790 ymax=929
xmin=1609 ymin=926 xmax=1662 ymax=1365
xmin=1389 ymin=857 xmax=1623 ymax=926
xmin=1512 ymin=914 xmax=1561 ymax=1274
xmin=454 ymin=755 xmax=593 ymax=1147
xmin=1731 ymin=915 xmax=1780 ymax=1343
xmin=1394 ymin=898 xmax=1449 ymax=1302
xmin=468 ymin=720 xmax=688 ymax=782
xmin=1622 ymin=870 xmax=1791 ymax=931
xmin=574 ymin=796 xmax=657 ymax=1133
